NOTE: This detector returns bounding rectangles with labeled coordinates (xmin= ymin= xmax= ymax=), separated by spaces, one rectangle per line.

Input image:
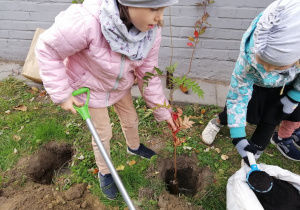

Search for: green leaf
xmin=142 ymin=76 xmax=152 ymax=81
xmin=146 ymin=72 xmax=155 ymax=76
xmin=154 ymin=67 xmax=163 ymax=75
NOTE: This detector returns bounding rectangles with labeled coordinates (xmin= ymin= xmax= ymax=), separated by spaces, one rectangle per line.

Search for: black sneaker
xmin=292 ymin=128 xmax=300 ymax=148
xmin=98 ymin=173 xmax=118 ymax=200
xmin=127 ymin=143 xmax=156 ymax=159
xmin=271 ymin=132 xmax=300 ymax=161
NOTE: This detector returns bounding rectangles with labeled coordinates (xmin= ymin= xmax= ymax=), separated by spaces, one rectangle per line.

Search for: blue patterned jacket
xmin=227 ymin=13 xmax=300 ymax=138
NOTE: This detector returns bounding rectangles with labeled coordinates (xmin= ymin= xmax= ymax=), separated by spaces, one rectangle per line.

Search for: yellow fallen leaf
xmin=221 ymin=154 xmax=229 ymax=160
xmin=5 ymin=110 xmax=11 ymax=114
xmin=127 ymin=160 xmax=136 ymax=166
xmin=116 ymin=165 xmax=125 ymax=171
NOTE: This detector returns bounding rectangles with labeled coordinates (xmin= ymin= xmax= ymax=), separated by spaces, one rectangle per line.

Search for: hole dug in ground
xmin=159 ymin=154 xmax=213 ymax=197
xmin=26 ymin=141 xmax=73 ymax=184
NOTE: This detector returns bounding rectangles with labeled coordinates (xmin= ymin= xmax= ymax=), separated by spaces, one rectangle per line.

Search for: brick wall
xmin=0 ymin=0 xmax=274 ymax=83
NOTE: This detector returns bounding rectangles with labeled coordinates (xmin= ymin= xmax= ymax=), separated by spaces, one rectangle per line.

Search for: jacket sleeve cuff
xmin=287 ymin=89 xmax=300 ymax=103
xmin=230 ymin=127 xmax=246 ymax=138
xmin=153 ymin=107 xmax=172 ymax=122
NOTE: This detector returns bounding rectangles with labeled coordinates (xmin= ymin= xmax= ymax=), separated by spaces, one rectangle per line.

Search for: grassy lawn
xmin=1 ymin=77 xmax=300 ymax=209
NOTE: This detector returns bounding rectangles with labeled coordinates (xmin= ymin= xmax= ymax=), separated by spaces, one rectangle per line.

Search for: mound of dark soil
xmin=248 ymin=170 xmax=272 ymax=192
xmin=254 ymin=176 xmax=300 ymax=210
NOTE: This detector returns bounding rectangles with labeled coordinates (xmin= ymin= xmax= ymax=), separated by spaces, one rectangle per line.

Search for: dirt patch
xmin=0 ymin=141 xmax=211 ymax=210
xmin=158 ymin=190 xmax=204 ymax=210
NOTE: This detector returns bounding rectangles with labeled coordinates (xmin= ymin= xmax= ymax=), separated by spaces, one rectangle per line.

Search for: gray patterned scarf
xmin=99 ymin=0 xmax=157 ymax=61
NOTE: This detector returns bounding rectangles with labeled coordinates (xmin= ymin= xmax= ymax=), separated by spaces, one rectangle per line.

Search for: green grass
xmin=1 ymin=77 xmax=300 ymax=209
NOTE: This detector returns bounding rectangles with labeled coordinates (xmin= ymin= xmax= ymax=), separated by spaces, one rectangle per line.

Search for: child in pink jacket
xmin=35 ymin=0 xmax=178 ymax=200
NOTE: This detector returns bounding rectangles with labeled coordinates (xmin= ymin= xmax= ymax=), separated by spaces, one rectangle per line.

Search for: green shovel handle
xmin=72 ymin=87 xmax=91 ymax=120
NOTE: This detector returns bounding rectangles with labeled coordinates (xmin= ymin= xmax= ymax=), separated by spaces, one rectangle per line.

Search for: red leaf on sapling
xmin=187 ymin=42 xmax=194 ymax=47
xmin=194 ymin=30 xmax=199 ymax=38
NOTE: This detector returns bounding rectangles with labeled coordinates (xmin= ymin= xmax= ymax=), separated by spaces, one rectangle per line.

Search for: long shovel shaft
xmin=86 ymin=118 xmax=136 ymax=210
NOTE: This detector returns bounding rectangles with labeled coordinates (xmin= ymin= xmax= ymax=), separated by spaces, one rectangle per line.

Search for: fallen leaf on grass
xmin=221 ymin=154 xmax=229 ymax=160
xmin=13 ymin=134 xmax=21 ymax=141
xmin=5 ymin=110 xmax=11 ymax=114
xmin=87 ymin=168 xmax=99 ymax=175
xmin=127 ymin=160 xmax=136 ymax=166
xmin=14 ymin=148 xmax=18 ymax=154
xmin=32 ymin=86 xmax=39 ymax=92
xmin=13 ymin=105 xmax=27 ymax=111
xmin=39 ymin=90 xmax=47 ymax=97
xmin=77 ymin=155 xmax=84 ymax=160
xmin=215 ymin=148 xmax=221 ymax=153
xmin=18 ymin=126 xmax=24 ymax=132
xmin=204 ymin=147 xmax=210 ymax=152
xmin=265 ymin=152 xmax=274 ymax=157
xmin=183 ymin=146 xmax=192 ymax=150
xmin=93 ymin=168 xmax=99 ymax=175
xmin=116 ymin=141 xmax=123 ymax=147
xmin=116 ymin=165 xmax=125 ymax=171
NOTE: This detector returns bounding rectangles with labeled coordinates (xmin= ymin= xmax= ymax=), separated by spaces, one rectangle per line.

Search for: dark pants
xmin=218 ymin=85 xmax=300 ymax=151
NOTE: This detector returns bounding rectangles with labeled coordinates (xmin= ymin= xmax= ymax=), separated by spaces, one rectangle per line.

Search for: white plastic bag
xmin=226 ymin=164 xmax=300 ymax=210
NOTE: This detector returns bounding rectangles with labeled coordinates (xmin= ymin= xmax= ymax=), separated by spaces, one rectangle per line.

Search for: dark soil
xmin=158 ymin=154 xmax=213 ymax=198
xmin=248 ymin=170 xmax=273 ymax=192
xmin=165 ymin=166 xmax=198 ymax=196
xmin=254 ymin=176 xmax=300 ymax=210
xmin=155 ymin=154 xmax=212 ymax=209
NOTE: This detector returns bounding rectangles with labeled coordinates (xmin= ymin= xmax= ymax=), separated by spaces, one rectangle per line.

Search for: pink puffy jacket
xmin=35 ymin=0 xmax=171 ymax=122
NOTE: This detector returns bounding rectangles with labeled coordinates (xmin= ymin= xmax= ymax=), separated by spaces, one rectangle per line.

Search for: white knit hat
xmin=254 ymin=0 xmax=300 ymax=66
xmin=118 ymin=0 xmax=178 ymax=8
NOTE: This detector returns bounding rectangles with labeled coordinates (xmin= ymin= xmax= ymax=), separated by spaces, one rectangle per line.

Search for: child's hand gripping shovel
xmin=246 ymin=151 xmax=273 ymax=193
xmin=72 ymin=87 xmax=136 ymax=210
